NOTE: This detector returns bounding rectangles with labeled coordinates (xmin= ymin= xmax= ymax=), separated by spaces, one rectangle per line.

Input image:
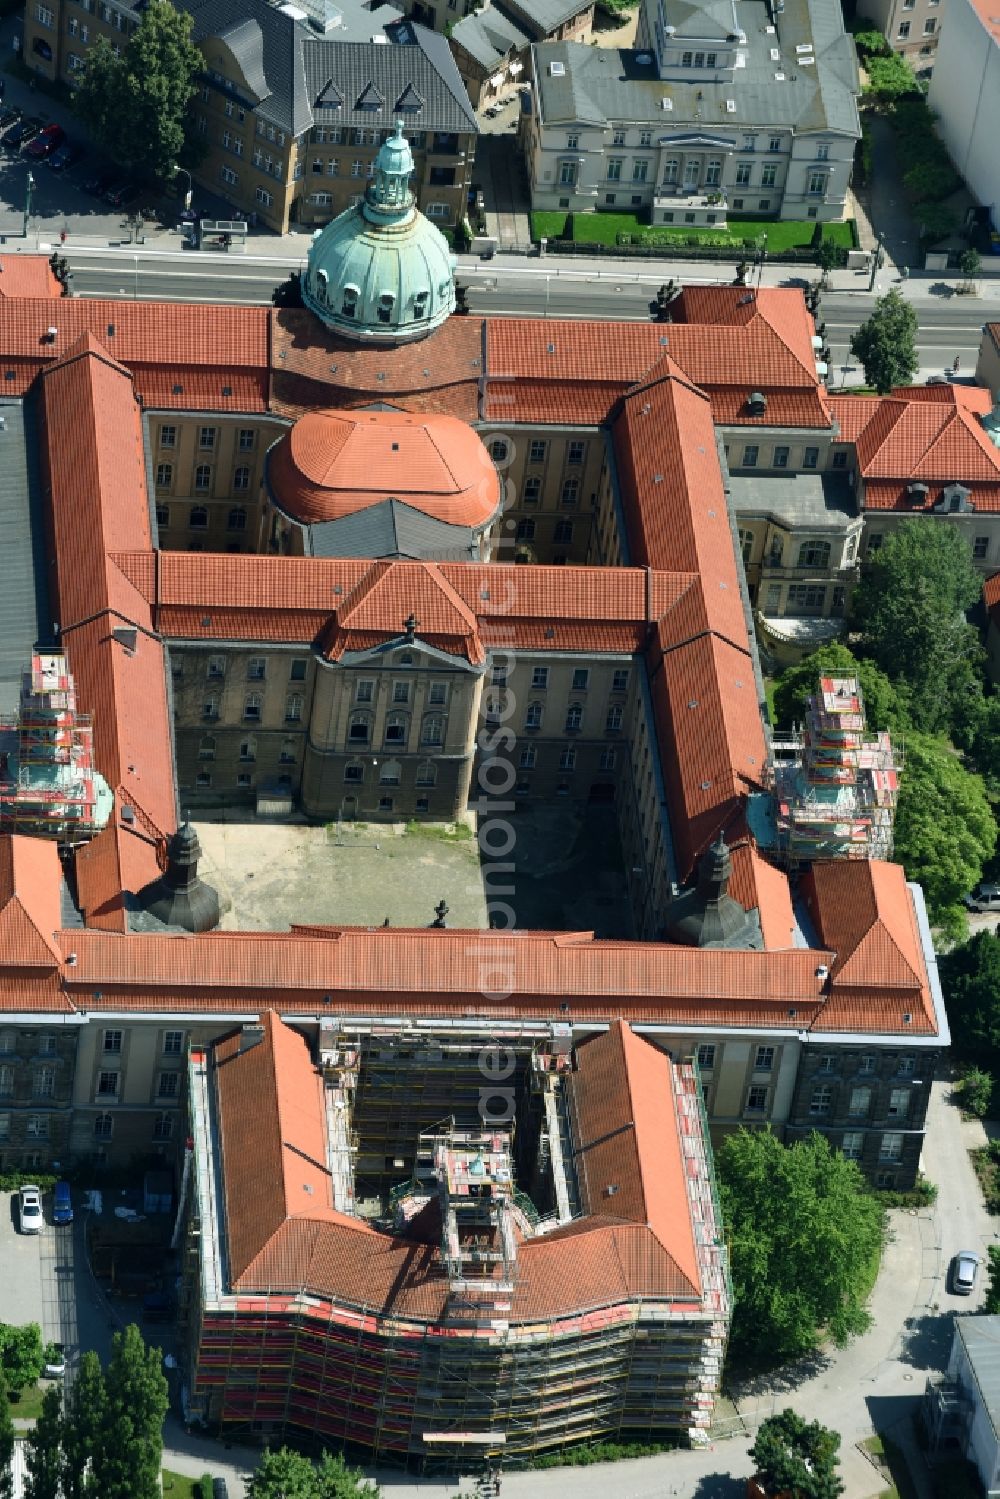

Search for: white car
xmin=18 ymin=1184 xmax=43 ymax=1234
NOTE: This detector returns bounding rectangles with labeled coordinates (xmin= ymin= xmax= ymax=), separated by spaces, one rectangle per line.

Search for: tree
xmin=717 ymin=1128 xmax=884 ymax=1362
xmin=771 ymin=643 xmax=906 ymax=735
xmin=0 ymin=1375 xmax=14 ymax=1499
xmin=247 ymin=1447 xmax=321 ymax=1499
xmin=0 ymin=1323 xmax=44 ymax=1393
xmin=61 ymin=1351 xmax=104 ymax=1499
xmin=74 ymin=0 xmax=203 ymax=180
xmin=985 ymin=1245 xmax=1000 ymax=1314
xmin=939 ymin=929 xmax=1000 ymax=1060
xmin=893 ymin=733 xmax=996 ymax=942
xmin=863 ymin=52 xmax=920 ymax=101
xmin=815 ymin=237 xmax=842 ymax=273
xmin=272 ymin=271 xmax=304 ymax=309
xmin=24 ymin=1384 xmax=63 ymax=1499
xmin=92 ymin=1324 xmax=168 ymax=1499
xmin=916 ymin=202 xmax=960 ymax=245
xmin=851 ymin=27 xmax=891 ymax=58
xmin=957 ymin=1066 xmax=994 ymax=1117
xmin=316 ymin=1451 xmax=380 ymax=1497
xmin=849 ymin=287 xmax=918 ymax=393
xmin=850 ymin=520 xmax=984 ymax=734
xmin=750 ymin=1409 xmax=845 ymax=1499
xmin=960 ymin=247 xmax=982 ymax=279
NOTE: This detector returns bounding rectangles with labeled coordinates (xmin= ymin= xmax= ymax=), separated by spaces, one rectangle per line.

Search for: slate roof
xmin=308 ymin=500 xmax=478 ymax=560
xmin=0 ymin=398 xmax=52 ymax=717
xmin=451 ymin=6 xmax=533 ymax=71
xmin=533 ymin=0 xmax=859 ymax=137
xmin=182 ymin=0 xmax=476 ymax=138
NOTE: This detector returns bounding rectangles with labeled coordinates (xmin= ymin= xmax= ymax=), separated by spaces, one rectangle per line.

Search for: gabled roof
xmin=0 ymin=255 xmax=62 ymax=301
xmin=0 ymin=836 xmax=62 ymax=966
xmin=325 ymin=560 xmax=483 ymax=662
xmin=802 ymin=860 xmax=926 ymax=990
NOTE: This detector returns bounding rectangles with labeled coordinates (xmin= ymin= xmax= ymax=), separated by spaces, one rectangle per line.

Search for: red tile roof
xmin=728 ymin=842 xmax=796 ymax=950
xmin=0 ymin=835 xmax=63 ymax=966
xmin=0 ymin=255 xmax=63 ymax=300
xmin=267 ymin=409 xmax=499 ymax=529
xmin=0 ymin=298 xmax=268 ymax=369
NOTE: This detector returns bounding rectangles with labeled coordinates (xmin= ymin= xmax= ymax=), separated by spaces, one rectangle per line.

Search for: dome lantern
xmin=301 ymin=120 xmax=456 ymax=344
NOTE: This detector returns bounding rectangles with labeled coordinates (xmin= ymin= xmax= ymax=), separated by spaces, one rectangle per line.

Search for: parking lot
xmin=0 ymin=1186 xmax=79 ymax=1371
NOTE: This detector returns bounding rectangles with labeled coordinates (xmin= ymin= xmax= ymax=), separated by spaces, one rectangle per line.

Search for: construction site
xmin=182 ymin=1012 xmax=730 ymax=1469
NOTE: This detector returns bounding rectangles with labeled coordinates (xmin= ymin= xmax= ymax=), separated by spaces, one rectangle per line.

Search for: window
xmin=488 ymin=437 xmax=510 ymax=463
xmin=516 ymin=519 xmax=535 ymax=541
xmin=155 ymin=462 xmax=175 ymax=491
xmin=243 ymin=693 xmax=262 ymax=723
xmin=103 ymin=1029 xmax=123 ymax=1055
xmin=198 ymin=735 xmax=215 ymax=761
xmin=256 ymin=187 xmax=273 ymax=208
xmin=384 ymin=712 xmax=407 ymax=745
xmin=354 ymin=680 xmax=374 ymax=704
xmin=746 ymin=1085 xmax=768 ymax=1114
xmin=97 ymin=1070 xmax=120 ymax=1098
xmin=804 ymin=446 xmax=819 ymax=470
xmin=761 ymin=163 xmax=777 ymax=188
xmin=38 ymin=1035 xmax=56 ymax=1057
xmin=612 ymin=128 xmax=625 ymax=146
xmin=898 ymin=1056 xmax=915 ymax=1077
xmin=808 ymin=171 xmax=827 ymax=195
xmin=605 ymin=704 xmax=624 ymax=732
xmin=768 ymin=135 xmax=782 ymax=152
xmin=742 ymin=445 xmax=759 ymax=468
xmin=153 ymin=1113 xmax=174 ymax=1141
xmin=0 ymin=1032 xmax=13 ymax=1056
xmin=599 ymin=747 xmax=617 ymax=770
xmin=235 ymin=428 xmax=256 ymax=455
xmin=421 ymin=715 xmax=445 ymax=746
xmin=739 ymin=528 xmax=753 ymax=565
xmin=612 ymin=669 xmax=629 ymax=693
xmin=697 ymin=1044 xmax=716 ymax=1071
xmin=198 ymin=426 xmax=216 ymax=451
xmin=525 ymin=701 xmax=543 ymax=730
xmin=531 ymin=667 xmax=549 ymax=690
xmin=567 ymin=439 xmax=586 ymax=466
xmin=226 ymin=506 xmax=247 ymax=534
xmin=817 ymin=1054 xmax=835 ymax=1073
xmin=0 ymin=1065 xmax=11 ymax=1098
xmin=239 ymin=737 xmax=256 ymax=763
xmin=194 ymin=465 xmax=212 ymax=493
xmin=848 ymin=1086 xmax=871 ymax=1118
xmin=607 ymin=158 xmax=623 ymax=182
xmin=552 ymin=518 xmax=573 ymax=545
xmin=247 ymin=658 xmax=266 ymax=682
xmin=638 ymin=129 xmax=652 ymax=147
xmin=35 ymin=4 xmax=54 ymax=25
xmin=888 ymin=1088 xmax=910 ymax=1119
xmin=566 ymin=132 xmax=579 ymax=149
xmin=974 ymin=536 xmax=989 ymax=560
xmin=558 ymin=161 xmax=577 ymax=188
xmin=859 ymin=1054 xmax=876 ymax=1074
xmin=157 ymin=1072 xmax=180 ymax=1100
xmin=754 ymin=1045 xmax=775 ymax=1072
xmin=559 ymin=746 xmax=577 ymax=771
xmin=632 ymin=160 xmax=648 ymax=183
xmin=923 ymin=16 xmax=935 ymax=32
xmin=33 ymin=1067 xmax=54 ymax=1098
xmin=879 ymin=1132 xmax=903 ymax=1162
xmin=571 ymin=668 xmax=590 ymax=691
xmin=344 ymin=761 xmax=364 ymax=783
xmin=736 ymin=161 xmax=752 ymax=186
xmin=797 ymin=540 xmax=831 ymax=570
xmin=428 ymin=682 xmax=448 ymax=707
xmin=565 ymin=702 xmax=583 ymax=732
xmin=787 ymin=583 xmax=826 ymax=613
xmin=773 ymin=445 xmax=789 ymax=469
xmin=809 ymin=1084 xmax=832 ymax=1116
xmin=348 ymin=713 xmax=370 ymax=744
xmin=561 ymin=479 xmax=580 ymax=507
xmin=163 ymin=1031 xmax=184 ymax=1056
xmin=232 ymin=464 xmax=251 ymax=493
xmin=841 ymin=1132 xmax=863 ymax=1160
xmin=416 ymin=761 xmax=437 ymax=786
xmin=26 ymin=1115 xmax=48 ymax=1140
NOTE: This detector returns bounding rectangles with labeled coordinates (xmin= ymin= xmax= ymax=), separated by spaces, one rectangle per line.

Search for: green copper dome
xmin=302 ymin=121 xmax=456 ymax=344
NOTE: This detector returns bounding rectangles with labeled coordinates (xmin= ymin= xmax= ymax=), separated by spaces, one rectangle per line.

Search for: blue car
xmin=52 ymin=1181 xmax=73 ymax=1225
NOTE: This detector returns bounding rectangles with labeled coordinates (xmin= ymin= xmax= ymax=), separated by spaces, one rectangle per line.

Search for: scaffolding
xmin=0 ymin=652 xmax=113 ymax=843
xmin=766 ymin=675 xmax=902 ymax=866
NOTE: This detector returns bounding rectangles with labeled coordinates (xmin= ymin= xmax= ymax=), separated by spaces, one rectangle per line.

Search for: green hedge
xmin=0 ymin=1173 xmax=57 ymax=1193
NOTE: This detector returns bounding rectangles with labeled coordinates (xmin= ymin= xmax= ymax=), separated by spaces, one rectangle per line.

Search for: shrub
xmin=959 ymin=1066 xmax=994 ymax=1118
xmin=198 ymin=1475 xmax=215 ymax=1499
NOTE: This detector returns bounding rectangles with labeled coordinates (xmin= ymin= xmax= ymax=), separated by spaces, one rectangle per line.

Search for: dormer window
xmin=341 ymin=283 xmax=360 ymax=318
xmin=413 ymin=288 xmax=430 ymax=319
xmin=377 ymin=290 xmax=395 ymax=324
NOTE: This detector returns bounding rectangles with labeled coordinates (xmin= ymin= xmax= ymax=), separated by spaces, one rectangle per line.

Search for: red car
xmin=25 ymin=123 xmax=65 ymax=159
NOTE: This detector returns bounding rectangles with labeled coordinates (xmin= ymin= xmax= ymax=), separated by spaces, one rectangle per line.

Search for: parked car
xmin=2 ymin=118 xmax=40 ymax=150
xmin=212 ymin=1481 xmax=229 ymax=1499
xmin=104 ymin=180 xmax=140 ymax=208
xmin=952 ymin=1249 xmax=980 ymax=1295
xmin=43 ymin=1343 xmax=66 ymax=1378
xmin=25 ymin=123 xmax=65 ymax=159
xmin=964 ymin=884 xmax=1000 ymax=913
xmin=18 ymin=1184 xmax=43 ymax=1234
xmin=52 ymin=1180 xmax=73 ymax=1224
xmin=48 ymin=141 xmax=84 ymax=172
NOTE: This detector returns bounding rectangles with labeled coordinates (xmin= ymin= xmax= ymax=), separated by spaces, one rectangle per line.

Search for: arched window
xmin=421 ymin=714 xmax=444 ymax=747
xmin=605 ymin=705 xmax=623 ymax=733
xmin=341 ymin=284 xmax=359 ymax=318
xmin=380 ymin=759 xmax=401 ymax=785
xmin=488 ymin=437 xmax=510 ymax=464
xmin=279 ymin=738 xmax=297 ymax=764
xmin=285 ymin=693 xmax=303 ymax=723
xmin=227 ymin=506 xmax=247 ymax=531
xmin=194 ymin=465 xmax=212 ymax=492
xmin=525 ymin=701 xmax=543 ymax=731
xmin=239 ymin=737 xmax=256 ymax=762
xmin=189 ymin=504 xmax=208 ymax=529
xmin=384 ymin=712 xmax=408 ymax=745
xmin=796 ymin=539 xmax=831 ymax=570
xmin=243 ymin=693 xmax=262 ymax=722
xmin=33 ymin=1067 xmax=54 ymax=1098
xmin=565 ymin=702 xmax=583 ymax=732
xmin=348 ymin=713 xmax=371 ymax=744
xmin=94 ymin=1113 xmax=114 ymax=1140
xmin=156 ymin=463 xmax=172 ymax=488
xmin=198 ymin=735 xmax=216 ymax=760
xmin=415 ymin=760 xmax=437 ymax=787
xmin=344 ymin=760 xmax=365 ymax=783
xmin=233 ymin=466 xmax=251 ymax=491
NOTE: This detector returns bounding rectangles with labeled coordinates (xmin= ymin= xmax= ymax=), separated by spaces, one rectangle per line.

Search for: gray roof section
xmin=451 ymin=6 xmax=532 ymax=71
xmin=308 ymin=499 xmax=477 ymax=560
xmin=0 ymin=399 xmax=53 ymax=716
xmin=534 ymin=0 xmax=859 ymax=136
xmin=727 ymin=471 xmax=857 ymax=531
xmin=183 ymin=0 xmax=476 ymax=137
xmin=958 ymin=1316 xmax=1000 ymax=1442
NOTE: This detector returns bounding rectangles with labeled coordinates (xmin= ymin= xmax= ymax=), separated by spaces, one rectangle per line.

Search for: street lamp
xmin=173 ymin=165 xmax=193 ymax=211
xmin=23 ymin=170 xmax=35 ymax=239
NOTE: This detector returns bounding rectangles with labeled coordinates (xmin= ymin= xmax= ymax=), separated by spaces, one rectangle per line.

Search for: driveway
xmin=0 ymin=1190 xmax=50 ymax=1336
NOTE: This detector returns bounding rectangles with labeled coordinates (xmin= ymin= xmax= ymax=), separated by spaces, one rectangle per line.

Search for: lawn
xmin=531 ymin=209 xmax=855 ymax=252
xmin=161 ymin=1472 xmax=203 ymax=1499
xmin=8 ymin=1382 xmax=51 ymax=1421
